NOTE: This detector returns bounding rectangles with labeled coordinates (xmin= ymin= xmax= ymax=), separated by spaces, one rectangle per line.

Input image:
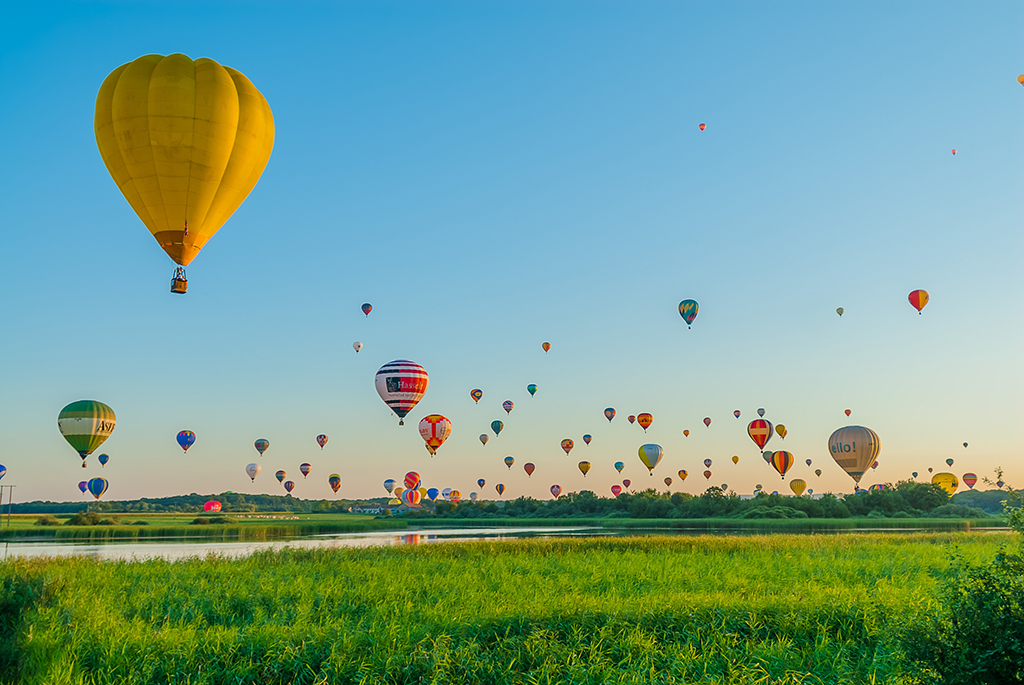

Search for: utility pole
xmin=0 ymin=485 xmax=14 ymax=528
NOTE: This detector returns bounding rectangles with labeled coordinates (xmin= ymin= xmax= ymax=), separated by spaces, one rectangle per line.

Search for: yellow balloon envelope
xmin=95 ymin=54 xmax=274 ymax=274
xmin=931 ymin=472 xmax=959 ymax=495
xmin=789 ymin=479 xmax=806 ymax=496
xmin=638 ymin=444 xmax=664 ymax=474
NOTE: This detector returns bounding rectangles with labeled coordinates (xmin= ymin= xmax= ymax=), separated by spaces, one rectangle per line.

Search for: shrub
xmin=131 ymin=520 xmax=149 ymax=526
xmin=33 ymin=515 xmax=60 ymax=526
xmin=905 ymin=548 xmax=1024 ymax=684
xmin=208 ymin=516 xmax=237 ymax=525
xmin=64 ymin=512 xmax=101 ymax=526
xmin=741 ymin=506 xmax=807 ymax=519
xmin=928 ymin=504 xmax=986 ymax=519
xmin=190 ymin=517 xmax=210 ymax=525
xmin=96 ymin=518 xmax=119 ymax=526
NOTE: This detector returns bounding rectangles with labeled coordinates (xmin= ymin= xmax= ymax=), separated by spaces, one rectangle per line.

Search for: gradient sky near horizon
xmin=0 ymin=1 xmax=1021 ymax=504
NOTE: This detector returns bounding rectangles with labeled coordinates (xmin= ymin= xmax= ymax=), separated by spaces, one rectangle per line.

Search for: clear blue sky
xmin=1 ymin=1 xmax=1021 ymax=503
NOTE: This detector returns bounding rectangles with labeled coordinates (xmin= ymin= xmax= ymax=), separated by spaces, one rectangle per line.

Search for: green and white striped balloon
xmin=58 ymin=400 xmax=116 ymax=466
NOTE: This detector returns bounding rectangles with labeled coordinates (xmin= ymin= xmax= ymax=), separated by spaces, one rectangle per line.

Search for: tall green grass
xmin=0 ymin=532 xmax=1010 ymax=684
xmin=415 ymin=516 xmax=1004 ymax=531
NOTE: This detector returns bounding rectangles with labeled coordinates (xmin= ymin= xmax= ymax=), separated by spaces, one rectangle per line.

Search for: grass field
xmin=0 ymin=531 xmax=1013 ymax=684
xmin=414 ymin=516 xmax=1005 ymax=531
xmin=0 ymin=512 xmax=403 ymax=540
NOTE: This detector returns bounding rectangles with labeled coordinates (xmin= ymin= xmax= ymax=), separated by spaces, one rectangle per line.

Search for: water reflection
xmin=1 ymin=526 xmax=597 ymax=561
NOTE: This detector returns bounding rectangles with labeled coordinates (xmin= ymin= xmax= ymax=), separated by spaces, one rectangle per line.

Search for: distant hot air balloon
xmin=747 ymin=419 xmax=774 ymax=452
xmin=561 ymin=439 xmax=574 ymax=455
xmin=426 ymin=487 xmax=439 ymax=501
xmin=299 ymin=463 xmax=311 ymax=479
xmin=814 ymin=469 xmax=822 ymax=477
xmin=383 ymin=479 xmax=396 ymax=494
xmin=763 ymin=450 xmax=773 ymax=463
xmin=805 ymin=459 xmax=812 ymax=467
xmin=329 ymin=474 xmax=341 ymax=493
xmin=962 ymin=473 xmax=977 ymax=489
xmin=401 ymin=489 xmax=422 ymax=507
xmin=931 ymin=472 xmax=958 ymax=495
xmin=614 ymin=461 xmax=625 ymax=473
xmin=836 ymin=307 xmax=844 ymax=317
xmin=827 ymin=425 xmax=881 ymax=484
xmin=845 ymin=409 xmax=852 ymax=417
xmin=583 ymin=434 xmax=592 ymax=446
xmin=578 ymin=461 xmax=591 ymax=477
xmin=58 ymin=400 xmax=116 ymax=468
xmin=471 ymin=389 xmax=483 ymax=403
xmin=204 ymin=500 xmax=222 ymax=513
xmin=477 ymin=478 xmax=486 ymax=489
xmin=698 ymin=123 xmax=706 ymax=131
xmin=98 ymin=454 xmax=109 ymax=467
xmin=176 ymin=430 xmax=196 ymax=453
xmin=245 ymin=463 xmax=261 ymax=482
xmin=703 ymin=459 xmax=712 ymax=468
xmin=776 ymin=425 xmax=787 ymax=439
xmin=622 ymin=479 xmax=631 ymax=489
xmin=542 ymin=342 xmax=551 ymax=353
xmin=504 ymin=456 xmax=514 ymax=469
xmin=664 ymin=477 xmax=672 ymax=487
xmin=496 ymin=483 xmax=505 ymax=497
xmin=637 ymin=413 xmax=653 ymax=431
xmin=352 ymin=342 xmax=362 ymax=353
xmin=524 ymin=463 xmax=535 ymax=477
xmin=1018 ymin=74 xmax=1024 ymax=86
xmin=945 ymin=458 xmax=954 ymax=467
xmin=703 ymin=470 xmax=712 ymax=480
xmin=912 ymin=472 xmax=918 ymax=479
xmin=678 ymin=299 xmax=699 ymax=328
xmin=963 ymin=442 xmax=968 ymax=448
xmin=611 ymin=485 xmax=622 ymax=496
xmin=770 ymin=451 xmax=795 ymax=479
xmin=503 ymin=400 xmax=514 ymax=414
xmin=928 ymin=468 xmax=933 ymax=473
xmin=951 ymin=149 xmax=956 ymax=156
xmin=404 ymin=472 xmax=421 ymax=490
xmin=789 ymin=479 xmax=806 ymax=496
xmin=997 ymin=480 xmax=1005 ymax=488
xmin=491 ymin=421 xmax=504 ymax=436
xmin=678 ymin=469 xmax=688 ymax=481
xmin=628 ymin=415 xmax=636 ymax=424
xmin=479 ymin=434 xmax=489 ymax=446
xmin=604 ymin=408 xmax=616 ymax=422
xmin=361 ymin=303 xmax=372 ymax=316
xmin=375 ymin=360 xmax=429 ymax=425
xmin=732 ymin=456 xmax=739 ymax=465
xmin=527 ymin=384 xmax=537 ymax=397
xmin=734 ymin=410 xmax=741 ymax=419
xmin=682 ymin=429 xmax=690 ymax=437
xmin=316 ymin=434 xmax=328 ymax=449
xmin=275 ymin=470 xmax=286 ymax=483
xmin=255 ymin=439 xmax=269 ymax=456
xmin=283 ymin=480 xmax=295 ymax=494
xmin=418 ymin=414 xmax=453 ymax=455
xmin=869 ymin=484 xmax=885 ymax=493
xmin=78 ymin=480 xmax=88 ymax=493
xmin=394 ymin=487 xmax=404 ymax=499
xmin=908 ymin=290 xmax=929 ymax=314
xmin=703 ymin=417 xmax=712 ymax=428
xmin=87 ymin=478 xmax=108 ymax=500
xmin=872 ymin=461 xmax=879 ymax=470
xmin=550 ymin=484 xmax=561 ymax=498
xmin=449 ymin=490 xmax=462 ymax=503
xmin=94 ymin=54 xmax=275 ymax=293
xmin=638 ymin=444 xmax=664 ymax=474
xmin=757 ymin=408 xmax=766 ymax=418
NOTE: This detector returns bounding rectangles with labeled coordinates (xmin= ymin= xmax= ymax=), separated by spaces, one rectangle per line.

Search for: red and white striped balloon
xmin=375 ymin=360 xmax=429 ymax=425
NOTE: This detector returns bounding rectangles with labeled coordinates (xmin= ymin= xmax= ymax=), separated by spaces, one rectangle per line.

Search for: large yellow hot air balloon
xmin=95 ymin=54 xmax=275 ymax=293
xmin=931 ymin=472 xmax=959 ymax=495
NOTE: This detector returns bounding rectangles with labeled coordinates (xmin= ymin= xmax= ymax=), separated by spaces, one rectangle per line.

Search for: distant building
xmin=352 ymin=505 xmax=385 ymax=515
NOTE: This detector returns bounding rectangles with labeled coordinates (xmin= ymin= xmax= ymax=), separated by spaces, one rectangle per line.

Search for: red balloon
xmin=524 ymin=463 xmax=536 ymax=477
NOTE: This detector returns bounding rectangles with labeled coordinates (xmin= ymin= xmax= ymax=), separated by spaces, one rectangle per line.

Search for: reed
xmin=0 ymin=532 xmax=1010 ymax=684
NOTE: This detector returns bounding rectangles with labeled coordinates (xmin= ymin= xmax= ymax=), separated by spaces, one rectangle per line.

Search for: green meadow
xmin=0 ymin=532 xmax=1013 ymax=684
xmin=0 ymin=512 xmax=397 ymax=540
